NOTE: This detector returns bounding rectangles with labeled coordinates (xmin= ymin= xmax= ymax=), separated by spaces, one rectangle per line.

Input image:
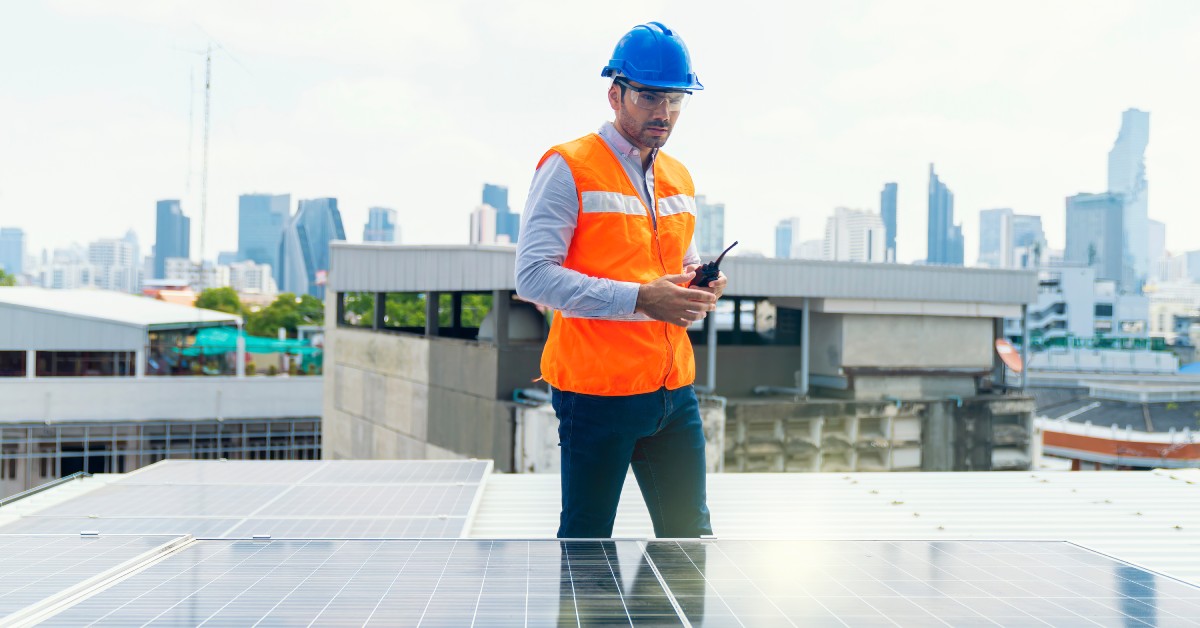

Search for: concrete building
xmin=695 ymin=194 xmax=726 ymax=256
xmin=822 ymin=207 xmax=885 ymax=263
xmin=1066 ymin=192 xmax=1124 ymax=285
xmin=1108 ymin=108 xmax=1151 ymax=290
xmin=926 ymin=164 xmax=963 ymax=265
xmin=363 ymin=206 xmax=398 ymax=243
xmin=0 ymin=227 xmax=26 ymax=275
xmin=153 ymin=200 xmax=190 ymax=280
xmin=324 ymin=244 xmax=1038 ymax=474
xmin=1005 ymin=266 xmax=1149 ymax=347
xmin=978 ymin=208 xmax=1013 ymax=268
xmin=880 ymin=182 xmax=897 ymax=262
xmin=1161 ymin=250 xmax=1200 ymax=283
xmin=1146 ymin=281 xmax=1200 ymax=344
xmin=794 ymin=238 xmax=824 ymax=261
xmin=1010 ymin=214 xmax=1047 ymax=269
xmin=237 ymin=193 xmax=290 ymax=288
xmin=0 ymin=288 xmax=323 ymax=497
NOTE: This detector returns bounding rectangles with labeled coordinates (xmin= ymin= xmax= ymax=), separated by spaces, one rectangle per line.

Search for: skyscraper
xmin=880 ymin=182 xmax=897 ymax=262
xmin=0 ymin=228 xmax=26 ymax=275
xmin=1147 ymin=218 xmax=1166 ymax=282
xmin=926 ymin=165 xmax=963 ymax=265
xmin=469 ymin=204 xmax=500 ymax=245
xmin=822 ymin=207 xmax=885 ymax=263
xmin=1107 ymin=109 xmax=1150 ymax=291
xmin=1066 ymin=192 xmax=1124 ymax=284
xmin=483 ymin=183 xmax=520 ymax=244
xmin=978 ymin=208 xmax=1014 ymax=268
xmin=277 ymin=198 xmax=345 ymax=298
xmin=154 ymin=200 xmax=190 ymax=280
xmin=1010 ymin=214 xmax=1047 ymax=269
xmin=363 ymin=207 xmax=398 ymax=243
xmin=237 ymin=194 xmax=290 ymax=288
xmin=774 ymin=218 xmax=794 ymax=259
xmin=694 ymin=194 xmax=726 ymax=256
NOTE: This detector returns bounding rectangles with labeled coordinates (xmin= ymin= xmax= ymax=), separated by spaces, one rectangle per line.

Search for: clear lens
xmin=620 ymin=80 xmax=690 ymax=112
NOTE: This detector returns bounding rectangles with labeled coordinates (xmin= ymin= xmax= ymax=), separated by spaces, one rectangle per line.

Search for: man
xmin=515 ymin=22 xmax=726 ymax=539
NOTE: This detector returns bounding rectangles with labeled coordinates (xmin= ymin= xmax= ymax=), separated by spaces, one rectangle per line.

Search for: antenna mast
xmin=198 ymin=44 xmax=211 ymax=287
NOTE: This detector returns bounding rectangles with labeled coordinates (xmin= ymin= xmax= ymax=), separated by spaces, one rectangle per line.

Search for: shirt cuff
xmin=612 ymin=280 xmax=641 ymax=317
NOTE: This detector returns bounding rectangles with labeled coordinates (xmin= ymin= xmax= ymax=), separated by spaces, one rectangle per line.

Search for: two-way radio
xmin=688 ymin=241 xmax=738 ymax=287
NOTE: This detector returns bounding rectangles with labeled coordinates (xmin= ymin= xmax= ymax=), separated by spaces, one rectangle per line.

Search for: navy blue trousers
xmin=552 ymin=385 xmax=713 ymax=539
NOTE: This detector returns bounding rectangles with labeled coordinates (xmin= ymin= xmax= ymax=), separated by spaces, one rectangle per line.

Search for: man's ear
xmin=607 ymin=85 xmax=621 ymax=112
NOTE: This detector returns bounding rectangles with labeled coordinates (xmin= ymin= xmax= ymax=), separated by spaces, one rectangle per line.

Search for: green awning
xmin=174 ymin=327 xmax=321 ymax=356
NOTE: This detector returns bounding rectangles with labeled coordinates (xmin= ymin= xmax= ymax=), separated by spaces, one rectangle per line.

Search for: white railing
xmin=0 ymin=376 xmax=323 ymax=422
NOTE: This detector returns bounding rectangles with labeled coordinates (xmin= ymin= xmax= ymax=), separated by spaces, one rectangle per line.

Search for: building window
xmin=35 ymin=351 xmax=137 ymax=377
xmin=340 ymin=292 xmax=376 ymax=328
xmin=0 ymin=351 xmax=26 ymax=377
xmin=1095 ymin=304 xmax=1114 ymax=317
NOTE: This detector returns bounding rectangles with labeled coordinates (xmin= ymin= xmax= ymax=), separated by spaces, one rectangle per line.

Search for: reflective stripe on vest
xmin=536 ymin=133 xmax=697 ymax=396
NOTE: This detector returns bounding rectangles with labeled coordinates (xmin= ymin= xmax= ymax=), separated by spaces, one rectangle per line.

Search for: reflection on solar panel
xmin=0 ymin=460 xmax=492 ymax=539
xmin=37 ymin=539 xmax=1200 ymax=627
xmin=0 ymin=535 xmax=183 ymax=622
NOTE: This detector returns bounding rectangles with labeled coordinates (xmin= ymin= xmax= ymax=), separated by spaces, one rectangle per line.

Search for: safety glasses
xmin=616 ymin=78 xmax=691 ymax=113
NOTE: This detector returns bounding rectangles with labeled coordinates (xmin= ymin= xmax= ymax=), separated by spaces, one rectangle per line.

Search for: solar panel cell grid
xmin=0 ymin=535 xmax=182 ymax=620
xmin=37 ymin=539 xmax=1200 ymax=627
xmin=0 ymin=517 xmax=240 ymax=536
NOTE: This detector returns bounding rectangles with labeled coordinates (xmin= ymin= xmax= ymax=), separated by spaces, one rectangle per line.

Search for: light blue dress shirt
xmin=515 ymin=122 xmax=700 ymax=319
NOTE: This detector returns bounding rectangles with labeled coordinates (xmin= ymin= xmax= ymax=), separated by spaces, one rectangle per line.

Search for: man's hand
xmin=685 ymin=264 xmax=727 ymax=300
xmin=636 ymin=271 xmax=718 ymax=327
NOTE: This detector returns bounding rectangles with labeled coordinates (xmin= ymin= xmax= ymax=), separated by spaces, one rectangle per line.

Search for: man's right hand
xmin=635 ymin=271 xmax=718 ymax=327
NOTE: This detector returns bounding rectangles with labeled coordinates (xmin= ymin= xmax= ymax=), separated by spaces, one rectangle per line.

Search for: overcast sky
xmin=2 ymin=0 xmax=1198 ymax=265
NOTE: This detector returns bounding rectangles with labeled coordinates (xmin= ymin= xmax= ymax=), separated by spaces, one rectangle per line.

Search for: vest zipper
xmin=650 ymin=197 xmax=674 ymax=389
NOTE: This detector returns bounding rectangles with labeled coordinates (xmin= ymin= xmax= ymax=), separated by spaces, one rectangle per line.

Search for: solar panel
xmin=35 ymin=539 xmax=1200 ymax=627
xmin=0 ymin=534 xmax=183 ymax=622
xmin=0 ymin=460 xmax=491 ymax=539
xmin=0 ymin=517 xmax=240 ymax=536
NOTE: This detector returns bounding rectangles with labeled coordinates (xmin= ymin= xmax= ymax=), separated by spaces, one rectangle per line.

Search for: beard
xmin=617 ymin=109 xmax=672 ymax=149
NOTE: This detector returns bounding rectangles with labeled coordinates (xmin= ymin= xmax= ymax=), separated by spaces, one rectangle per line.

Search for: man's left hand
xmin=684 ymin=264 xmax=726 ymax=300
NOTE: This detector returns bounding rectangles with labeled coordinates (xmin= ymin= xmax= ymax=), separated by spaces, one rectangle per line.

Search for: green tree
xmin=0 ymin=269 xmax=16 ymax=287
xmin=195 ymin=287 xmax=243 ymax=315
xmin=245 ymin=292 xmax=324 ymax=338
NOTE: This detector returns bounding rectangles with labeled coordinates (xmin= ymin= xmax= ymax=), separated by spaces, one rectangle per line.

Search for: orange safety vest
xmin=537 ymin=132 xmax=697 ymax=396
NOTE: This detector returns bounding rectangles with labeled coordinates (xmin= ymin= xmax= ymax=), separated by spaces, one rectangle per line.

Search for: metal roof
xmin=470 ymin=470 xmax=1200 ymax=585
xmin=329 ymin=244 xmax=1037 ymax=306
xmin=0 ymin=287 xmax=239 ymax=328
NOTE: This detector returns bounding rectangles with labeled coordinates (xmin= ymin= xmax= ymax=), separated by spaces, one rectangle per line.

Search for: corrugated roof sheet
xmin=329 ymin=244 xmax=1037 ymax=305
xmin=470 ymin=470 xmax=1200 ymax=585
xmin=0 ymin=287 xmax=239 ymax=328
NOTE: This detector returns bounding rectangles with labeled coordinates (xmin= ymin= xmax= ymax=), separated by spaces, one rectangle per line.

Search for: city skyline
xmin=3 ymin=2 xmax=1199 ymax=265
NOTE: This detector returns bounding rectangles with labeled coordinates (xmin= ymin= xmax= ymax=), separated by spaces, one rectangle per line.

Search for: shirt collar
xmin=599 ymin=121 xmax=657 ymax=163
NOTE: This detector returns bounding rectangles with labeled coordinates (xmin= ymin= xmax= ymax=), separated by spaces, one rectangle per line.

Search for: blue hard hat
xmin=601 ymin=22 xmax=703 ymax=91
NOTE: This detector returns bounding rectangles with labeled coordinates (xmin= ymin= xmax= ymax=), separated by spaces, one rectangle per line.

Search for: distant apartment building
xmin=154 ymin=200 xmax=190 ymax=280
xmin=1005 ymin=266 xmax=1149 ymax=344
xmin=363 ymin=207 xmax=399 ymax=243
xmin=237 ymin=194 xmax=290 ymax=290
xmin=87 ymin=237 xmax=138 ymax=293
xmin=469 ymin=204 xmax=503 ymax=245
xmin=165 ymin=258 xmax=230 ymax=291
xmin=1146 ymin=281 xmax=1200 ymax=344
xmin=880 ymin=182 xmax=897 ymax=262
xmin=229 ymin=260 xmax=277 ymax=295
xmin=794 ymin=239 xmax=825 ymax=261
xmin=1065 ymin=192 xmax=1124 ymax=286
xmin=0 ymin=228 xmax=26 ymax=275
xmin=823 ymin=208 xmax=885 ymax=263
xmin=695 ymin=194 xmax=726 ymax=256
xmin=927 ymin=165 xmax=963 ymax=265
xmin=1161 ymin=250 xmax=1200 ymax=283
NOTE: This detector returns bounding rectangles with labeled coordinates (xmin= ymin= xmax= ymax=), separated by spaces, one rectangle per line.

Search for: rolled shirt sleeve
xmin=515 ymin=153 xmax=642 ymax=319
